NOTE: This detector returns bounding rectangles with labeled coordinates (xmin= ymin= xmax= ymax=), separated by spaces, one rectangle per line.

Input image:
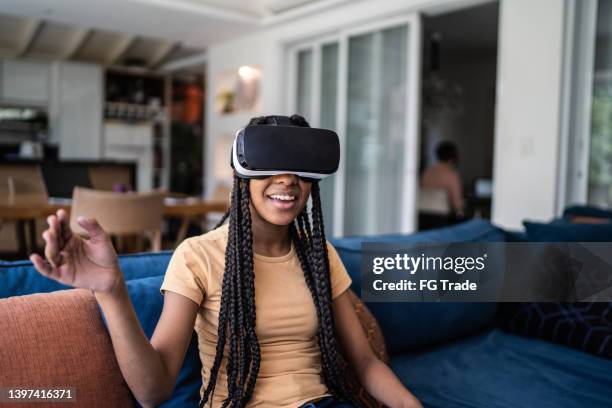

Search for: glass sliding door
xmin=292 ymin=42 xmax=340 ymax=234
xmin=289 ymin=14 xmax=422 ymax=237
xmin=296 ymin=49 xmax=314 ymax=120
xmin=588 ymin=0 xmax=612 ymax=207
xmin=319 ymin=43 xmax=339 ymax=232
xmin=344 ymin=25 xmax=409 ymax=235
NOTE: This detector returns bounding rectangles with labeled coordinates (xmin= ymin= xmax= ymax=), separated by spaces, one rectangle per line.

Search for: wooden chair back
xmin=70 ymin=187 xmax=165 ymax=252
xmin=88 ymin=166 xmax=132 ymax=191
xmin=0 ymin=164 xmax=48 ymax=205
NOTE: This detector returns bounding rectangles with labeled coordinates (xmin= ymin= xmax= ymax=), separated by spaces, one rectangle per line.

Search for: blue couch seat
xmin=391 ymin=329 xmax=612 ymax=408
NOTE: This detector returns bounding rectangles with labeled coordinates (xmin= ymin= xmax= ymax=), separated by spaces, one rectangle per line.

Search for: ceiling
xmin=0 ymin=0 xmax=327 ymax=71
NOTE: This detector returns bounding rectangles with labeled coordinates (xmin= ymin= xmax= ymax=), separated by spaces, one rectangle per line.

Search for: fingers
xmin=29 ymin=253 xmax=60 ymax=280
xmin=42 ymin=229 xmax=62 ymax=267
xmin=56 ymin=209 xmax=73 ymax=243
xmin=43 ymin=209 xmax=72 ymax=268
xmin=46 ymin=214 xmax=63 ymax=251
xmin=76 ymin=216 xmax=108 ymax=243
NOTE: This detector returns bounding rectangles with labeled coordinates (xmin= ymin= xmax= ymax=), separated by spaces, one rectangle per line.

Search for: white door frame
xmin=559 ymin=0 xmax=598 ymax=209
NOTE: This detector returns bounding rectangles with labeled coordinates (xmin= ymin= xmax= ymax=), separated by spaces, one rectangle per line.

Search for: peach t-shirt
xmin=159 ymin=224 xmax=352 ymax=407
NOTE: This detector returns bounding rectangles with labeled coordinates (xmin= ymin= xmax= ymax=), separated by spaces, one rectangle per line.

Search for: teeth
xmin=269 ymin=194 xmax=295 ymax=201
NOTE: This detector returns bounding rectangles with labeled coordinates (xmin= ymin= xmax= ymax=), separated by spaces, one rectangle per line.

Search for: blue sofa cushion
xmin=0 ymin=251 xmax=172 ymax=298
xmin=331 ymin=219 xmax=505 ymax=356
xmin=391 ymin=329 xmax=612 ymax=408
xmin=0 ymin=260 xmax=72 ymax=298
xmin=523 ymin=221 xmax=612 ymax=242
xmin=122 ymin=276 xmax=202 ymax=407
xmin=563 ymin=205 xmax=612 ymax=221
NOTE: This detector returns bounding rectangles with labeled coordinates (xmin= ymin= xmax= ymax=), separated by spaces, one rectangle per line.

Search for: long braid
xmin=292 ymin=183 xmax=363 ymax=407
xmin=310 ymin=184 xmax=350 ymax=397
xmin=223 ymin=180 xmax=241 ymax=406
xmin=201 ymin=178 xmax=239 ymax=406
xmin=240 ymin=181 xmax=260 ymax=403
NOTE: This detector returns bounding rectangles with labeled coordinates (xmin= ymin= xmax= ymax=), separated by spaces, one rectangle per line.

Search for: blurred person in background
xmin=421 ymin=141 xmax=465 ymax=217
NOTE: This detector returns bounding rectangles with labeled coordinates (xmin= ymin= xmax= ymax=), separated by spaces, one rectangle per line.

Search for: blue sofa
xmin=1 ymin=218 xmax=611 ymax=407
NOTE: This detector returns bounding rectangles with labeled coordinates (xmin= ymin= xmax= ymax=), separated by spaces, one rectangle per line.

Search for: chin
xmin=263 ymin=213 xmax=298 ymax=226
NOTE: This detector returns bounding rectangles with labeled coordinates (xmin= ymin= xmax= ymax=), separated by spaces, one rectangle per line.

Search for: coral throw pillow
xmin=0 ymin=289 xmax=135 ymax=407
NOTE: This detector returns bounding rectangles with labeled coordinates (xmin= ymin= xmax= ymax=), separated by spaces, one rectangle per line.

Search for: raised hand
xmin=29 ymin=209 xmax=123 ymax=295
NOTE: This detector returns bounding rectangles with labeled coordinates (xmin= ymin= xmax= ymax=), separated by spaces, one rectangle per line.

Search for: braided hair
xmin=199 ymin=115 xmax=362 ymax=407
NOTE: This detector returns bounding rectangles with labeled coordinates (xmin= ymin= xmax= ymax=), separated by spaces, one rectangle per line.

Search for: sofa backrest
xmin=330 ymin=219 xmax=507 ymax=356
xmin=0 ymin=251 xmax=172 ymax=298
xmin=0 ymin=289 xmax=135 ymax=407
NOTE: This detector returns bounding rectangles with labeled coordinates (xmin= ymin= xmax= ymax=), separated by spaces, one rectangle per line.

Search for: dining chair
xmin=87 ymin=165 xmax=132 ymax=191
xmin=70 ymin=187 xmax=165 ymax=252
xmin=0 ymin=164 xmax=49 ymax=256
xmin=0 ymin=164 xmax=48 ymax=205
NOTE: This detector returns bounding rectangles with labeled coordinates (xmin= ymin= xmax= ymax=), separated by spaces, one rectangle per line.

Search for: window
xmin=588 ymin=0 xmax=612 ymax=207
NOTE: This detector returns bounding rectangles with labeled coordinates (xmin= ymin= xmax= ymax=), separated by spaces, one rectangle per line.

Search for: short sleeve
xmin=327 ymin=241 xmax=352 ymax=299
xmin=159 ymin=239 xmax=208 ymax=307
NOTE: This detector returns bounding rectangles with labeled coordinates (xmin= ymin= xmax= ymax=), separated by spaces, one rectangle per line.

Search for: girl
xmin=30 ymin=115 xmax=422 ymax=408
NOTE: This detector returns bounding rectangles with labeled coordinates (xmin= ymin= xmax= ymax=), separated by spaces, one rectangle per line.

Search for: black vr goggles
xmin=231 ymin=118 xmax=340 ymax=182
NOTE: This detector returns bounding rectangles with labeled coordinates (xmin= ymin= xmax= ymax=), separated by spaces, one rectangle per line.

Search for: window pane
xmin=296 ymin=49 xmax=313 ymax=119
xmin=344 ymin=25 xmax=408 ymax=235
xmin=319 ymin=43 xmax=339 ymax=235
xmin=589 ymin=0 xmax=612 ymax=207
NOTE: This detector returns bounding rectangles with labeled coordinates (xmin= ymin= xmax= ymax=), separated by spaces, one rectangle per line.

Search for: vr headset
xmin=231 ymin=117 xmax=340 ymax=182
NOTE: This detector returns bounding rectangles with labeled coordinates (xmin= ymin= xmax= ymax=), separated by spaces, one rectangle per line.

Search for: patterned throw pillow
xmin=339 ymin=290 xmax=389 ymax=407
xmin=499 ymin=302 xmax=611 ymax=359
xmin=507 ymin=221 xmax=612 ymax=359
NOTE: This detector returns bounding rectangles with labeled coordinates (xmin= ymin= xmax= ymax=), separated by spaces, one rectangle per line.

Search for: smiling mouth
xmin=266 ymin=193 xmax=298 ymax=210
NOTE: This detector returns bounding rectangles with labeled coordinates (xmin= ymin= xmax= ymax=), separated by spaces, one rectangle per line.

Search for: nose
xmin=271 ymin=173 xmax=299 ymax=185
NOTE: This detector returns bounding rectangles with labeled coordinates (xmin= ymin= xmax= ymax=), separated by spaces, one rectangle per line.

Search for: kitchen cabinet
xmin=55 ymin=62 xmax=103 ymax=160
xmin=0 ymin=59 xmax=50 ymax=105
xmin=104 ymin=121 xmax=153 ymax=191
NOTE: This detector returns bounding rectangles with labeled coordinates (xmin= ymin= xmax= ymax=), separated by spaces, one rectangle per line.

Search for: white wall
xmin=491 ymin=0 xmax=567 ymax=229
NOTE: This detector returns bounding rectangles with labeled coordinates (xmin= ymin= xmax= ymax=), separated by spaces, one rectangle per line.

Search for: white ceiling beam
xmin=127 ymin=0 xmax=260 ymax=24
xmin=262 ymin=0 xmax=354 ymax=26
xmin=158 ymin=52 xmax=207 ymax=72
xmin=147 ymin=41 xmax=177 ymax=69
xmin=16 ymin=19 xmax=43 ymax=57
xmin=106 ymin=34 xmax=136 ymax=65
xmin=62 ymin=28 xmax=91 ymax=59
xmin=266 ymin=0 xmax=317 ymax=14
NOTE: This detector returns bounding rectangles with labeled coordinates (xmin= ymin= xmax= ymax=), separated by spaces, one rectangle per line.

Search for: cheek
xmin=249 ymin=189 xmax=266 ymax=213
xmin=249 ymin=180 xmax=266 ymax=202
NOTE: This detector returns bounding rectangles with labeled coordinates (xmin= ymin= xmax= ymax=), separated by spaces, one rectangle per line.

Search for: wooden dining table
xmin=0 ymin=196 xmax=229 ymax=257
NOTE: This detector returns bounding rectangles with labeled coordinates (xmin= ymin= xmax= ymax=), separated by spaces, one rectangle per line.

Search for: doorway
xmin=418 ymin=2 xmax=499 ymax=230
